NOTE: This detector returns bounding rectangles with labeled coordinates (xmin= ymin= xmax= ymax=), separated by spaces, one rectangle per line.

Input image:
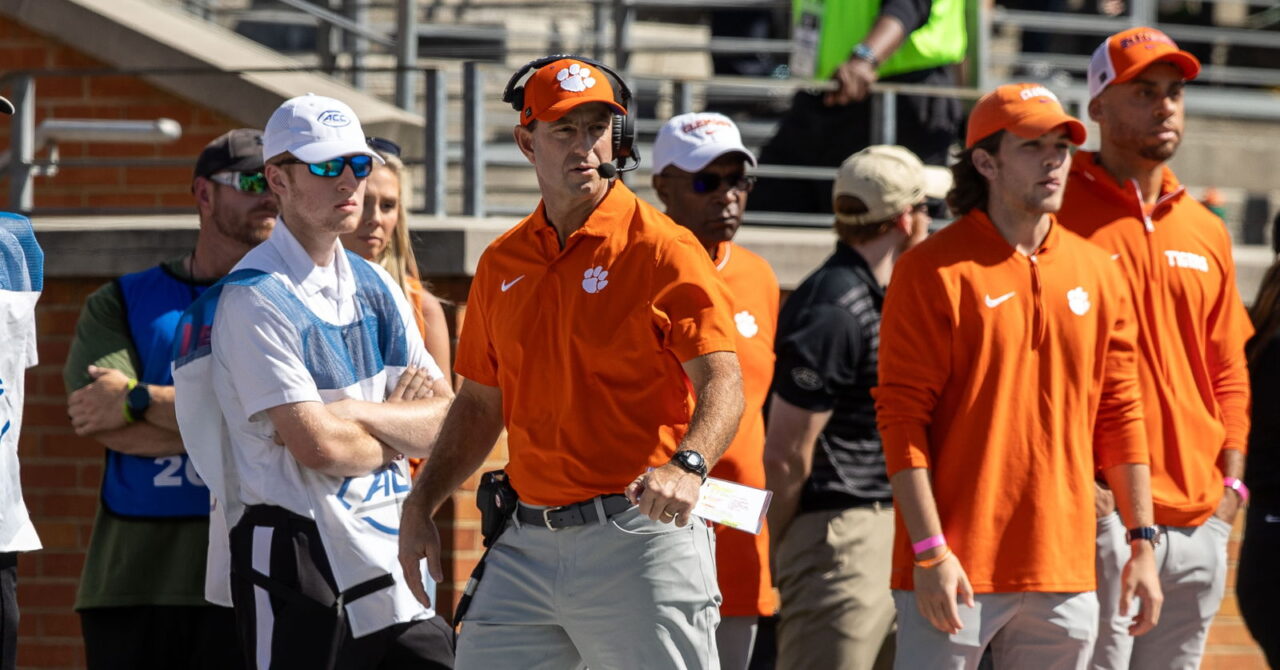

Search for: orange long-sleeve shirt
xmin=875 ymin=210 xmax=1148 ymax=593
xmin=1057 ymin=152 xmax=1253 ymax=527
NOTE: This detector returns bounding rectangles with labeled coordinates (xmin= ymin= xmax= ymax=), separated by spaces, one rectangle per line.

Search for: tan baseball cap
xmin=833 ymin=145 xmax=952 ymax=225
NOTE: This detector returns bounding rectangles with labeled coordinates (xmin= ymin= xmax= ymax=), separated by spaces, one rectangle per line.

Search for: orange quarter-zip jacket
xmin=1057 ymin=152 xmax=1252 ymax=527
xmin=875 ymin=210 xmax=1148 ymax=593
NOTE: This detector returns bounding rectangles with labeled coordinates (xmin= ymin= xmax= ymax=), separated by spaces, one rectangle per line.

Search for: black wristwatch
xmin=126 ymin=382 xmax=152 ymax=422
xmin=671 ymin=450 xmax=708 ymax=483
xmin=1126 ymin=525 xmax=1159 ymax=546
xmin=852 ymin=43 xmax=880 ymax=67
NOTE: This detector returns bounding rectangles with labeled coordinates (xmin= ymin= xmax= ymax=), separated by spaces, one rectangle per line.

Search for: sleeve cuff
xmin=1094 ymin=424 xmax=1150 ymax=471
xmin=881 ymin=422 xmax=931 ymax=478
xmin=671 ymin=337 xmax=737 ymax=364
xmin=454 ymin=361 xmax=499 ymax=388
xmin=772 ymin=381 xmax=834 ymax=413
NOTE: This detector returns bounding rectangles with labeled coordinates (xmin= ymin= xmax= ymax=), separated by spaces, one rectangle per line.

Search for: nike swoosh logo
xmin=1110 ymin=254 xmax=1121 ymax=261
xmin=500 ymin=275 xmax=525 ymax=292
xmin=1266 ymin=514 xmax=1280 ymax=523
xmin=984 ymin=291 xmax=1015 ymax=308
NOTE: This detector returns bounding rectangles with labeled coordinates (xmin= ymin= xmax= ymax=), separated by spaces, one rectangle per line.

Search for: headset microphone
xmin=595 ymin=162 xmax=618 ymax=179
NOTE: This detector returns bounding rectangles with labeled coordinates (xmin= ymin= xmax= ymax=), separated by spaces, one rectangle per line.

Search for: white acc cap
xmin=262 ymin=93 xmax=382 ymax=164
xmin=652 ymin=112 xmax=757 ymax=174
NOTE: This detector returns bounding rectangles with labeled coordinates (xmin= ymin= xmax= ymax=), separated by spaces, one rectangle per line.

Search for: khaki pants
xmin=893 ymin=590 xmax=1098 ymax=670
xmin=456 ymin=506 xmax=721 ymax=670
xmin=1091 ymin=512 xmax=1230 ymax=670
xmin=775 ymin=505 xmax=896 ymax=670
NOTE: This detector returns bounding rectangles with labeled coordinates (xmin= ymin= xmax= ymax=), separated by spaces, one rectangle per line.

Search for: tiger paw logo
xmin=1067 ymin=287 xmax=1091 ymax=316
xmin=582 ymin=266 xmax=609 ymax=294
xmin=557 ymin=63 xmax=597 ymax=93
xmin=735 ymin=310 xmax=759 ymax=338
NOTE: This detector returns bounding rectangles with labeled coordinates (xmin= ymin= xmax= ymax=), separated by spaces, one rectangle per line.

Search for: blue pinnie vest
xmin=102 ymin=265 xmax=211 ymax=518
xmin=171 ymin=251 xmax=412 ymax=524
xmin=173 ymin=251 xmax=410 ymax=391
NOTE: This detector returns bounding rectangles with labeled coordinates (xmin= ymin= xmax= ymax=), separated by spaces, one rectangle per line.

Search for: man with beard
xmin=64 ymin=129 xmax=276 ymax=669
xmin=1056 ymin=27 xmax=1254 ymax=670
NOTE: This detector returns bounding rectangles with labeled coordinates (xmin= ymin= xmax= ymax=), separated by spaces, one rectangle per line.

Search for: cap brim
xmin=1009 ymin=114 xmax=1088 ymax=146
xmin=922 ymin=166 xmax=952 ymax=200
xmin=662 ymin=145 xmax=758 ymax=174
xmin=288 ymin=140 xmax=385 ymax=165
xmin=0 ymin=96 xmax=13 ymax=115
xmin=533 ymin=97 xmax=627 ymax=124
xmin=1116 ymin=49 xmax=1201 ymax=86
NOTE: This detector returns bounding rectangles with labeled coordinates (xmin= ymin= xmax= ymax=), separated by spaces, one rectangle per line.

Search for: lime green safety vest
xmin=793 ymin=0 xmax=967 ymax=80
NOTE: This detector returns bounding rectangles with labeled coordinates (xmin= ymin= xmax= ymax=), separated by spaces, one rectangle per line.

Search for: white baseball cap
xmin=262 ymin=93 xmax=383 ymax=164
xmin=652 ymin=112 xmax=757 ymax=174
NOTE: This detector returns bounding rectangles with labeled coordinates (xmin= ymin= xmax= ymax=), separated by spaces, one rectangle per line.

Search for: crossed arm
xmin=266 ymin=369 xmax=453 ymax=479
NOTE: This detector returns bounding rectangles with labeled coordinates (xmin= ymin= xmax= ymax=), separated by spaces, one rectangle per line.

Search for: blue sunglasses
xmin=280 ymin=155 xmax=374 ymax=178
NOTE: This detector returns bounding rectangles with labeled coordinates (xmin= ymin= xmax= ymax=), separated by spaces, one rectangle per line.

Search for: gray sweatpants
xmin=1091 ymin=512 xmax=1230 ymax=670
xmin=455 ymin=505 xmax=721 ymax=670
xmin=892 ymin=590 xmax=1098 ymax=670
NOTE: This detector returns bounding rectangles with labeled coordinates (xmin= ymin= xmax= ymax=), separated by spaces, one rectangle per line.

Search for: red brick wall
xmin=0 ymin=17 xmax=243 ymax=211
xmin=16 ymin=276 xmax=492 ymax=670
xmin=17 ymin=278 xmax=100 ymax=669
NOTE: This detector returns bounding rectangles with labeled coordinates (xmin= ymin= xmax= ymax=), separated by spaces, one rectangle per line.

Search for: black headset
xmin=502 ymin=54 xmax=640 ymax=172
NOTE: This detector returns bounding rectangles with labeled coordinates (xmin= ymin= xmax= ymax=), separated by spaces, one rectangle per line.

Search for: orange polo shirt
xmin=874 ymin=210 xmax=1148 ymax=593
xmin=709 ymin=241 xmax=779 ymax=617
xmin=454 ymin=183 xmax=738 ymax=506
xmin=1057 ymin=152 xmax=1253 ymax=527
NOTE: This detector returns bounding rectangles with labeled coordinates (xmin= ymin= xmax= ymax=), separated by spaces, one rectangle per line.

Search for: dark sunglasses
xmin=279 ymin=155 xmax=374 ymax=178
xmin=366 ymin=136 xmax=402 ymax=157
xmin=667 ymin=171 xmax=757 ymax=195
xmin=209 ymin=171 xmax=269 ymax=195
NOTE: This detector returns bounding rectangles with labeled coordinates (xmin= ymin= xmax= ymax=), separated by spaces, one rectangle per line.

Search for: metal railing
xmin=13 ymin=0 xmax=1280 ymax=223
xmin=0 ymin=62 xmax=977 ymax=225
xmin=0 ymin=65 xmax=446 ymax=213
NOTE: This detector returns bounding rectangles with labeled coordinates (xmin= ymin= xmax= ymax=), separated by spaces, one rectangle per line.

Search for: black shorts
xmin=229 ymin=505 xmax=453 ymax=670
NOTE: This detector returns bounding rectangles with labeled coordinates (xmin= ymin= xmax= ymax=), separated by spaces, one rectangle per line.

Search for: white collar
xmin=267 ymin=217 xmax=356 ymax=301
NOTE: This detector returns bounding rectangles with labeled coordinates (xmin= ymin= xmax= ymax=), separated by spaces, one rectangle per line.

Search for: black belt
xmin=799 ymin=489 xmax=892 ymax=513
xmin=514 ymin=494 xmax=633 ymax=530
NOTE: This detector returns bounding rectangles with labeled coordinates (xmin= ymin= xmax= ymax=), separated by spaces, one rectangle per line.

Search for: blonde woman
xmin=342 ymin=138 xmax=452 ymax=381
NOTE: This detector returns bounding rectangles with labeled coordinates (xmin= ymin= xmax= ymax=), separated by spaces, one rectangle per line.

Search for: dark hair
xmin=366 ymin=136 xmax=402 ymax=157
xmin=834 ymin=196 xmax=898 ymax=244
xmin=1249 ymin=258 xmax=1280 ymax=365
xmin=1272 ymin=210 xmax=1280 ymax=256
xmin=947 ymin=131 xmax=1005 ymax=216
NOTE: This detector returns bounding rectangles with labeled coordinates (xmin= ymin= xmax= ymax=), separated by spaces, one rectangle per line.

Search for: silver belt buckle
xmin=542 ymin=506 xmax=565 ymax=531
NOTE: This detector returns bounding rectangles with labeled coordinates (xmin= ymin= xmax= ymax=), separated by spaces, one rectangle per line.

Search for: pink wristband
xmin=1225 ymin=477 xmax=1250 ymax=503
xmin=912 ymin=534 xmax=946 ymax=556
